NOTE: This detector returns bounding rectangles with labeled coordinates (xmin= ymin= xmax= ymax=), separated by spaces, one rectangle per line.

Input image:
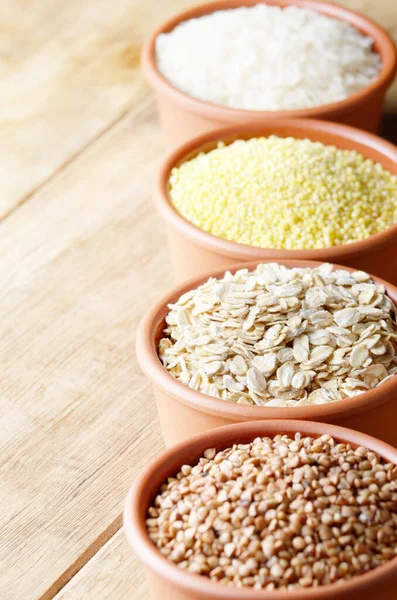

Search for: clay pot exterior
xmin=142 ymin=0 xmax=397 ymax=150
xmin=136 ymin=259 xmax=397 ymax=448
xmin=155 ymin=119 xmax=397 ymax=285
xmin=124 ymin=419 xmax=397 ymax=600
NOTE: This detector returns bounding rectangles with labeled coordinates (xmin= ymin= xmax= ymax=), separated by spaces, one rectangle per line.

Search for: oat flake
xmin=159 ymin=264 xmax=397 ymax=406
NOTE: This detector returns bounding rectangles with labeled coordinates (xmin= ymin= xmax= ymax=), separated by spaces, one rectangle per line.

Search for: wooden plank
xmin=0 ymin=0 xmax=196 ymax=220
xmin=339 ymin=0 xmax=397 ymax=113
xmin=0 ymin=98 xmax=171 ymax=600
xmin=54 ymin=529 xmax=147 ymax=600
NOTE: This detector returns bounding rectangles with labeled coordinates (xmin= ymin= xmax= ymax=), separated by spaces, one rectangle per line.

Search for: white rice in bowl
xmin=155 ymin=5 xmax=381 ymax=111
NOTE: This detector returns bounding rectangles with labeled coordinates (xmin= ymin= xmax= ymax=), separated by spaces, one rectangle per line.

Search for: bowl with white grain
xmin=142 ymin=0 xmax=397 ymax=149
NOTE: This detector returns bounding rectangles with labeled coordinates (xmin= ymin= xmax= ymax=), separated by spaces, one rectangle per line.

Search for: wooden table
xmin=1 ymin=2 xmax=396 ymax=599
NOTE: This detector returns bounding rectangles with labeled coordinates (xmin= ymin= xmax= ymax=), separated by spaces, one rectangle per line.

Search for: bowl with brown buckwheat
xmin=136 ymin=260 xmax=397 ymax=447
xmin=124 ymin=419 xmax=397 ymax=600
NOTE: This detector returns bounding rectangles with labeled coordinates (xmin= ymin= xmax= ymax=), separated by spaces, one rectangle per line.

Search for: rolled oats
xmin=159 ymin=264 xmax=397 ymax=406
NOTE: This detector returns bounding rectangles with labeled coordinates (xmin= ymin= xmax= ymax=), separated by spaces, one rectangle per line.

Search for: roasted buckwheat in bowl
xmin=155 ymin=120 xmax=397 ymax=284
xmin=142 ymin=0 xmax=397 ymax=148
xmin=135 ymin=260 xmax=397 ymax=447
xmin=124 ymin=420 xmax=397 ymax=600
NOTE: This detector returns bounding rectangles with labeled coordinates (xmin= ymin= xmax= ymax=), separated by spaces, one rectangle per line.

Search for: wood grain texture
xmin=0 ymin=99 xmax=169 ymax=600
xmin=0 ymin=0 xmax=196 ymax=220
xmin=54 ymin=529 xmax=146 ymax=600
xmin=0 ymin=1 xmax=396 ymax=600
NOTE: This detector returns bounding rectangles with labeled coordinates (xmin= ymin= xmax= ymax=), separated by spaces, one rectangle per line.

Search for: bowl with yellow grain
xmin=154 ymin=119 xmax=397 ymax=284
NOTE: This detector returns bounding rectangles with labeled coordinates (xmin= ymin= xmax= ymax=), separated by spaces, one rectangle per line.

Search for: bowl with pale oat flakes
xmin=136 ymin=260 xmax=397 ymax=447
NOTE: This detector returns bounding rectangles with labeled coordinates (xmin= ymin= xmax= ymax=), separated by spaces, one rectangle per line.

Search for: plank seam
xmin=39 ymin=515 xmax=123 ymax=600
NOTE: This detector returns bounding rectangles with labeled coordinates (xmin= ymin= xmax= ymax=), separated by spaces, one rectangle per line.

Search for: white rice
xmin=155 ymin=5 xmax=381 ymax=111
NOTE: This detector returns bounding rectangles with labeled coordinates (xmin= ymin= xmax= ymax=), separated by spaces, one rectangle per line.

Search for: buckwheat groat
xmin=146 ymin=434 xmax=397 ymax=590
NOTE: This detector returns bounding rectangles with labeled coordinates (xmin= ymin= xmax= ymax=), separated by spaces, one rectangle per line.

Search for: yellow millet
xmin=168 ymin=136 xmax=397 ymax=250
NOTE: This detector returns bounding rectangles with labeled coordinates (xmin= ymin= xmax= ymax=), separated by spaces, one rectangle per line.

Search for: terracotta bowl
xmin=155 ymin=119 xmax=397 ymax=285
xmin=124 ymin=419 xmax=397 ymax=600
xmin=142 ymin=0 xmax=397 ymax=150
xmin=136 ymin=259 xmax=397 ymax=448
